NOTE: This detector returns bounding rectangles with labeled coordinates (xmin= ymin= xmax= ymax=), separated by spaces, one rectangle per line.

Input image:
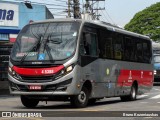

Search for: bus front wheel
xmin=70 ymin=87 xmax=89 ymax=108
xmin=21 ymin=95 xmax=39 ymax=108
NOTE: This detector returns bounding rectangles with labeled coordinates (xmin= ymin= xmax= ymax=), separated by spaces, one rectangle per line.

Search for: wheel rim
xmin=78 ymin=91 xmax=86 ymax=103
xmin=131 ymin=86 xmax=136 ymax=99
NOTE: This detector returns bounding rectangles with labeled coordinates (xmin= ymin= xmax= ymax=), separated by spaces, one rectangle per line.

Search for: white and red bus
xmin=8 ymin=19 xmax=153 ymax=108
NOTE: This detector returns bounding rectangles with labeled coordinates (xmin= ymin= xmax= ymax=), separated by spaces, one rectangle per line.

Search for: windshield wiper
xmin=20 ymin=23 xmax=51 ymax=63
xmin=43 ymin=35 xmax=55 ymax=63
xmin=45 ymin=44 xmax=54 ymax=63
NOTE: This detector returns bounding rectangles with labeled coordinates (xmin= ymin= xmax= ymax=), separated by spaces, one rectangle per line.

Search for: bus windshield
xmin=11 ymin=22 xmax=80 ymax=62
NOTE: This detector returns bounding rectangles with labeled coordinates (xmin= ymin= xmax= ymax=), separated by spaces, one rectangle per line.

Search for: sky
xmin=103 ymin=0 xmax=160 ymax=27
xmin=3 ymin=0 xmax=160 ymax=27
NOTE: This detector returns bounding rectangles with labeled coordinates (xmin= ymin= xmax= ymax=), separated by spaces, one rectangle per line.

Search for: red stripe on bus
xmin=117 ymin=70 xmax=153 ymax=87
xmin=13 ymin=65 xmax=64 ymax=76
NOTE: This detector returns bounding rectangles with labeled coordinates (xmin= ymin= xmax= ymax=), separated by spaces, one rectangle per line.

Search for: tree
xmin=125 ymin=2 xmax=160 ymax=41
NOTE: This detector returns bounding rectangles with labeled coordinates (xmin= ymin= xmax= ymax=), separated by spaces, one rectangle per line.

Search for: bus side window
xmin=99 ymin=29 xmax=113 ymax=59
xmin=143 ymin=42 xmax=151 ymax=63
xmin=113 ymin=33 xmax=123 ymax=60
xmin=124 ymin=37 xmax=135 ymax=61
xmin=104 ymin=38 xmax=113 ymax=59
xmin=136 ymin=42 xmax=143 ymax=62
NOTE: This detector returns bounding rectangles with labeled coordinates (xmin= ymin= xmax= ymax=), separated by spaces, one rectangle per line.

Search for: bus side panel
xmin=80 ymin=58 xmax=153 ymax=98
xmin=117 ymin=62 xmax=153 ymax=95
xmin=80 ymin=57 xmax=109 ymax=98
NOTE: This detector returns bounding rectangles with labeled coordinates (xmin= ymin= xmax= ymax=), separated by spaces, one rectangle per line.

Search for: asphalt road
xmin=0 ymin=86 xmax=160 ymax=120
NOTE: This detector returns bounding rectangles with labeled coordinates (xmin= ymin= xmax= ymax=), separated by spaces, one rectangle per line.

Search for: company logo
xmin=0 ymin=9 xmax=14 ymax=20
xmin=2 ymin=112 xmax=11 ymax=117
xmin=1 ymin=112 xmax=42 ymax=118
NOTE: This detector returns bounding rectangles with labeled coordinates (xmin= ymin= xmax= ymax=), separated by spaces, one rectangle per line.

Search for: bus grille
xmin=20 ymin=75 xmax=54 ymax=83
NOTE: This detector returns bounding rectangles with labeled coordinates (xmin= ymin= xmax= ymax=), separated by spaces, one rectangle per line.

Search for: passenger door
xmin=80 ymin=26 xmax=99 ymax=96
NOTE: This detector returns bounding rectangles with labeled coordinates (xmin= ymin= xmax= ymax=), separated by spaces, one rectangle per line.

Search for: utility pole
xmin=85 ymin=0 xmax=90 ymax=13
xmin=85 ymin=0 xmax=105 ymax=20
xmin=73 ymin=0 xmax=81 ymax=19
xmin=68 ymin=0 xmax=71 ymax=17
xmin=81 ymin=0 xmax=93 ymax=20
xmin=94 ymin=7 xmax=105 ymax=20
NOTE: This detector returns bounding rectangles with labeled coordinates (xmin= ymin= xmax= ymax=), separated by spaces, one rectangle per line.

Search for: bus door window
xmin=82 ymin=32 xmax=98 ymax=57
xmin=83 ymin=32 xmax=90 ymax=55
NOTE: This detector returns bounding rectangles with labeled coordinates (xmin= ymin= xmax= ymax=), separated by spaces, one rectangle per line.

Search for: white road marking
xmin=157 ymin=102 xmax=160 ymax=103
xmin=150 ymin=94 xmax=160 ymax=99
xmin=137 ymin=95 xmax=148 ymax=99
xmin=153 ymin=88 xmax=160 ymax=91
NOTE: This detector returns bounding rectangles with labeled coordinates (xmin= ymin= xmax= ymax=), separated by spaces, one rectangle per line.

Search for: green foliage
xmin=125 ymin=2 xmax=160 ymax=41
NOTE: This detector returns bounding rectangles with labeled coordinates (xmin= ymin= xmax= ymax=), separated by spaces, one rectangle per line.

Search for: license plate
xmin=29 ymin=85 xmax=41 ymax=90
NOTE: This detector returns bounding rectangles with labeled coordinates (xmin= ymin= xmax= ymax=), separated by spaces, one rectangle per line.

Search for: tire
xmin=70 ymin=87 xmax=89 ymax=108
xmin=21 ymin=95 xmax=39 ymax=108
xmin=120 ymin=84 xmax=137 ymax=101
xmin=129 ymin=84 xmax=137 ymax=101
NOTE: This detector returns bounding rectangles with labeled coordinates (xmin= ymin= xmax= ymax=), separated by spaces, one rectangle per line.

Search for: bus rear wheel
xmin=21 ymin=95 xmax=39 ymax=108
xmin=120 ymin=84 xmax=137 ymax=101
xmin=129 ymin=84 xmax=137 ymax=101
xmin=70 ymin=87 xmax=89 ymax=108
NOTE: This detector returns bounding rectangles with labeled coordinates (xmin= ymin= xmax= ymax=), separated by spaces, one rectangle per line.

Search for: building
xmin=0 ymin=1 xmax=53 ymax=82
xmin=0 ymin=1 xmax=53 ymax=42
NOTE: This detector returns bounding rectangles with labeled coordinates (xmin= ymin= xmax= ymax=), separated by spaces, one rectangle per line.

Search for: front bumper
xmin=9 ymin=78 xmax=72 ymax=95
xmin=8 ymin=67 xmax=80 ymax=95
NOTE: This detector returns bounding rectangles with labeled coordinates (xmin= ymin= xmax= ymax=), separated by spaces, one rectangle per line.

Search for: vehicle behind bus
xmin=152 ymin=42 xmax=160 ymax=84
xmin=153 ymin=54 xmax=160 ymax=84
xmin=8 ymin=19 xmax=153 ymax=108
xmin=0 ymin=43 xmax=12 ymax=81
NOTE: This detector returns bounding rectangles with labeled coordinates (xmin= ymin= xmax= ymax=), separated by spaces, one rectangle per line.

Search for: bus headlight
xmin=8 ymin=66 xmax=19 ymax=80
xmin=55 ymin=65 xmax=74 ymax=79
xmin=8 ymin=66 xmax=12 ymax=73
xmin=66 ymin=66 xmax=73 ymax=72
xmin=154 ymin=70 xmax=157 ymax=75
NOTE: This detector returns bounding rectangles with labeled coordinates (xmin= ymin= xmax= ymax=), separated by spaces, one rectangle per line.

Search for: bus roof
xmin=30 ymin=18 xmax=150 ymax=40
